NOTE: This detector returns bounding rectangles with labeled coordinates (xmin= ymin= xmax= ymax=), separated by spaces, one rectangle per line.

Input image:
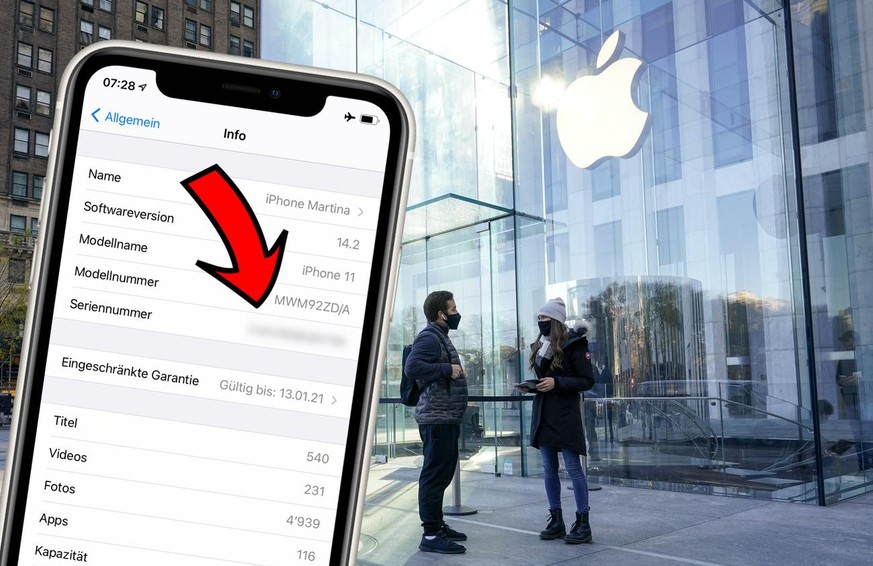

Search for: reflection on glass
xmin=258 ymin=0 xmax=873 ymax=507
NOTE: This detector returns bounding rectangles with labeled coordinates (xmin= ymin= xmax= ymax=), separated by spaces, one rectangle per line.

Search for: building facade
xmin=1 ymin=0 xmax=869 ymax=507
xmin=0 ymin=0 xmax=260 ymax=388
xmin=260 ymin=0 xmax=872 ymax=506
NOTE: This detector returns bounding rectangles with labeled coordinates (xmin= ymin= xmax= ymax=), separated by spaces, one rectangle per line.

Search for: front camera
xmin=269 ymin=87 xmax=282 ymax=99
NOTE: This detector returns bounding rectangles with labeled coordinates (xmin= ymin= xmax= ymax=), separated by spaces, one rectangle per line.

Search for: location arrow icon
xmin=181 ymin=164 xmax=288 ymax=308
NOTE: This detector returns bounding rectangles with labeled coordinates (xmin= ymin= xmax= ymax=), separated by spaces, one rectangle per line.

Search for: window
xmin=135 ymin=1 xmax=147 ymax=24
xmin=82 ymin=0 xmax=94 ymax=6
xmin=32 ymin=175 xmax=44 ymax=200
xmin=591 ymin=160 xmax=620 ymax=201
xmin=11 ymin=172 xmax=28 ymax=197
xmin=36 ymin=90 xmax=51 ymax=115
xmin=19 ymin=1 xmax=35 ymax=26
xmin=8 ymin=259 xmax=26 ymax=284
xmin=13 ymin=129 xmax=29 ymax=154
xmin=39 ymin=6 xmax=54 ymax=32
xmin=184 ymin=0 xmax=196 ymax=5
xmin=151 ymin=6 xmax=164 ymax=30
xmin=15 ymin=85 xmax=31 ymax=111
xmin=706 ymin=0 xmax=752 ymax=167
xmin=229 ymin=35 xmax=240 ymax=55
xmin=546 ymin=233 xmax=570 ymax=284
xmin=243 ymin=40 xmax=254 ymax=58
xmin=17 ymin=42 xmax=33 ymax=68
xmin=35 ymin=132 xmax=50 ymax=158
xmin=642 ymin=3 xmax=682 ymax=184
xmin=200 ymin=24 xmax=212 ymax=47
xmin=184 ymin=19 xmax=196 ymax=42
xmin=243 ymin=5 xmax=254 ymax=27
xmin=31 ymin=218 xmax=39 ymax=236
xmin=10 ymin=215 xmax=27 ymax=234
xmin=99 ymin=0 xmax=113 ymax=11
xmin=98 ymin=25 xmax=112 ymax=41
xmin=230 ymin=1 xmax=240 ymax=25
xmin=80 ymin=20 xmax=94 ymax=44
xmin=594 ymin=221 xmax=624 ymax=277
xmin=200 ymin=0 xmax=213 ymax=11
xmin=656 ymin=206 xmax=686 ymax=274
xmin=37 ymin=47 xmax=52 ymax=73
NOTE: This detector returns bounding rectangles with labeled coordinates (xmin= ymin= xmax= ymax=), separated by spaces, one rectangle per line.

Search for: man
xmin=404 ymin=290 xmax=469 ymax=554
xmin=597 ymin=360 xmax=616 ymax=444
xmin=836 ymin=331 xmax=861 ymax=420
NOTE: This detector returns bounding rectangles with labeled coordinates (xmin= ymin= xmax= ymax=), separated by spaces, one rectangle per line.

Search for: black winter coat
xmin=404 ymin=322 xmax=469 ymax=425
xmin=529 ymin=328 xmax=595 ymax=455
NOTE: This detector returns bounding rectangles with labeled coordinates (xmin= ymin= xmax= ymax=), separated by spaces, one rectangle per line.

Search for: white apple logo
xmin=556 ymin=31 xmax=652 ymax=169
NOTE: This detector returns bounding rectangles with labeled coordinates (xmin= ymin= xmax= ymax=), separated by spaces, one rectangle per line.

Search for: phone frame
xmin=0 ymin=41 xmax=414 ymax=566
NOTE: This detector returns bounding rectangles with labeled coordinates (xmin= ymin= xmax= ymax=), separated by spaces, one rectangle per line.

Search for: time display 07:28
xmin=102 ymin=77 xmax=147 ymax=91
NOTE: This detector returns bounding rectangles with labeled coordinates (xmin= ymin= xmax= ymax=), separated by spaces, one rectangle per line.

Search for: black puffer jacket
xmin=529 ymin=325 xmax=595 ymax=455
xmin=404 ymin=322 xmax=469 ymax=425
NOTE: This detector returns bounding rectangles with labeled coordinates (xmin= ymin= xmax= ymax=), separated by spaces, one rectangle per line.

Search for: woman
xmin=523 ymin=297 xmax=595 ymax=544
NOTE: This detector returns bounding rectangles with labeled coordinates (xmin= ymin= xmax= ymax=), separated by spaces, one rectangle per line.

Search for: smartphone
xmin=0 ymin=42 xmax=413 ymax=566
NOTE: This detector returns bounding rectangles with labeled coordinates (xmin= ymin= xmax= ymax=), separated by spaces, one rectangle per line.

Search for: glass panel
xmin=511 ymin=1 xmax=821 ymax=502
xmin=200 ymin=24 xmax=211 ymax=47
xmin=13 ymin=128 xmax=29 ymax=154
xmin=15 ymin=85 xmax=30 ymax=111
xmin=17 ymin=42 xmax=32 ymax=68
xmin=34 ymin=132 xmax=49 ymax=157
xmin=261 ymin=0 xmax=356 ymax=72
xmin=402 ymin=194 xmax=511 ymax=243
xmin=10 ymin=215 xmax=26 ymax=233
xmin=374 ymin=214 xmax=517 ymax=474
xmin=11 ymin=172 xmax=28 ymax=197
xmin=792 ymin=0 xmax=872 ymax=502
xmin=229 ymin=35 xmax=240 ymax=55
xmin=37 ymin=48 xmax=51 ymax=73
xmin=39 ymin=7 xmax=54 ymax=32
xmin=150 ymin=6 xmax=163 ymax=29
xmin=185 ymin=19 xmax=196 ymax=42
xmin=135 ymin=2 xmax=147 ymax=24
xmin=32 ymin=175 xmax=44 ymax=200
xmin=19 ymin=1 xmax=34 ymax=26
xmin=252 ymin=0 xmax=873 ymax=508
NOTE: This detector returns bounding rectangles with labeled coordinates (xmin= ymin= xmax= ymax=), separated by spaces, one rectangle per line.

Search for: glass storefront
xmin=262 ymin=0 xmax=872 ymax=505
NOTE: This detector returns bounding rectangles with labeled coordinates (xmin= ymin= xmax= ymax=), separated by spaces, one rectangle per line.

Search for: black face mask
xmin=445 ymin=312 xmax=462 ymax=330
xmin=538 ymin=320 xmax=552 ymax=336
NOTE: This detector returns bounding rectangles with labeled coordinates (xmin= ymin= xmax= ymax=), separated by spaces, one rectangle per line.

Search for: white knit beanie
xmin=537 ymin=297 xmax=566 ymax=323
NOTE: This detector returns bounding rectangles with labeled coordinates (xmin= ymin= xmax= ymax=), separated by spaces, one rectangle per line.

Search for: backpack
xmin=399 ymin=343 xmax=420 ymax=406
xmin=399 ymin=326 xmax=451 ymax=407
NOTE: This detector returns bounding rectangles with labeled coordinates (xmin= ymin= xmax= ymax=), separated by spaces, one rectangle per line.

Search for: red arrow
xmin=181 ymin=164 xmax=288 ymax=308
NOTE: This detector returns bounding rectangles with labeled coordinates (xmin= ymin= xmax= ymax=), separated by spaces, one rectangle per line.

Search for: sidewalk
xmin=2 ymin=427 xmax=872 ymax=565
xmin=358 ymin=458 xmax=873 ymax=566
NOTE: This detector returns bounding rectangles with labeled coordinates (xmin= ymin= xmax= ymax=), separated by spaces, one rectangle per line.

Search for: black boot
xmin=564 ymin=512 xmax=592 ymax=544
xmin=539 ymin=508 xmax=565 ymax=540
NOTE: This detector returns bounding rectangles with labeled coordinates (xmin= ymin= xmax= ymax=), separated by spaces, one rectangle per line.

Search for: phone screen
xmin=2 ymin=47 xmax=409 ymax=566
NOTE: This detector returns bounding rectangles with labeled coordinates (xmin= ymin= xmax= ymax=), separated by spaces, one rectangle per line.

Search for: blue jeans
xmin=540 ymin=445 xmax=589 ymax=514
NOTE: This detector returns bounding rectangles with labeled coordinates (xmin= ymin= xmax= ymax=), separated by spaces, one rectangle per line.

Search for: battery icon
xmin=360 ymin=114 xmax=380 ymax=125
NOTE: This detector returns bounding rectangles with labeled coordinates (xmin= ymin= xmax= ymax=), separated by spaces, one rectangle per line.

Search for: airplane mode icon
xmin=344 ymin=112 xmax=356 ymax=122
